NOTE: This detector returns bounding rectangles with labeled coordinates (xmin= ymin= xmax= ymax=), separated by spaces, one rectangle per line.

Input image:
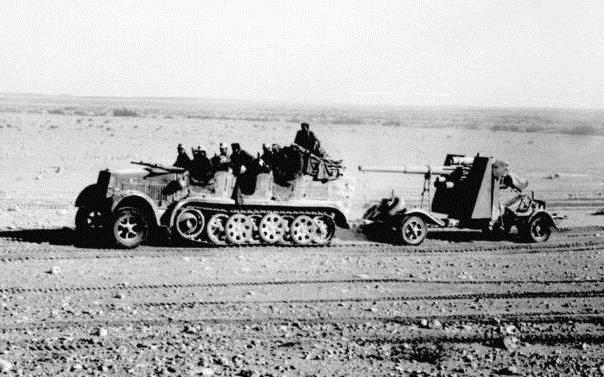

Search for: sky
xmin=0 ymin=1 xmax=603 ymax=108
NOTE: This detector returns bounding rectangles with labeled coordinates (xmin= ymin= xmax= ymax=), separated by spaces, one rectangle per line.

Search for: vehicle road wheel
xmin=290 ymin=215 xmax=316 ymax=246
xmin=225 ymin=214 xmax=254 ymax=245
xmin=112 ymin=207 xmax=150 ymax=249
xmin=206 ymin=213 xmax=229 ymax=245
xmin=400 ymin=215 xmax=427 ymax=246
xmin=173 ymin=207 xmax=205 ymax=243
xmin=313 ymin=215 xmax=336 ymax=245
xmin=259 ymin=212 xmax=286 ymax=244
xmin=523 ymin=215 xmax=552 ymax=243
xmin=75 ymin=207 xmax=107 ymax=235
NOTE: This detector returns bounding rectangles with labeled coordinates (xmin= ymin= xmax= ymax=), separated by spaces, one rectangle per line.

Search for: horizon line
xmin=0 ymin=91 xmax=602 ymax=112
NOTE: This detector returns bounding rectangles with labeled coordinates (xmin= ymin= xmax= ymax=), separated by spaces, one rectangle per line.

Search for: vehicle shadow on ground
xmin=427 ymin=230 xmax=523 ymax=243
xmin=0 ymin=228 xmax=173 ymax=249
xmin=0 ymin=227 xmax=528 ymax=249
xmin=362 ymin=227 xmax=528 ymax=244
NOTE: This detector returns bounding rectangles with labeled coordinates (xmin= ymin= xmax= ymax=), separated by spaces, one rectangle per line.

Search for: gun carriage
xmin=359 ymin=154 xmax=555 ymax=245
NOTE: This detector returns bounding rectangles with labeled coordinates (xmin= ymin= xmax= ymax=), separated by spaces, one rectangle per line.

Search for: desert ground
xmin=0 ymin=94 xmax=603 ymax=376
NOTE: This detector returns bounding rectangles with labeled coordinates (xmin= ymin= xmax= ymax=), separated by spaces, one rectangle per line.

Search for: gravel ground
xmin=0 ymin=228 xmax=602 ymax=376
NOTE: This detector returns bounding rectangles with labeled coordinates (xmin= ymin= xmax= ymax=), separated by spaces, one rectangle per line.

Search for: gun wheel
xmin=259 ymin=213 xmax=286 ymax=244
xmin=206 ymin=213 xmax=229 ymax=245
xmin=400 ymin=215 xmax=427 ymax=246
xmin=225 ymin=214 xmax=254 ymax=245
xmin=524 ymin=215 xmax=552 ymax=243
xmin=174 ymin=208 xmax=205 ymax=242
xmin=291 ymin=215 xmax=317 ymax=246
xmin=313 ymin=215 xmax=335 ymax=245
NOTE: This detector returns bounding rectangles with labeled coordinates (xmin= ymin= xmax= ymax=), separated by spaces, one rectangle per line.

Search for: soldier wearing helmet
xmin=189 ymin=146 xmax=212 ymax=184
xmin=173 ymin=143 xmax=191 ymax=169
xmin=211 ymin=143 xmax=231 ymax=171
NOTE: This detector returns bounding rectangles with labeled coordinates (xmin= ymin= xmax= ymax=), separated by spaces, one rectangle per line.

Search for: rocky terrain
xmin=0 ymin=227 xmax=601 ymax=376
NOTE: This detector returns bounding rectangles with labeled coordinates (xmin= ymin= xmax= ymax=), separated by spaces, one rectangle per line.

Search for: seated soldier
xmin=211 ymin=143 xmax=231 ymax=171
xmin=230 ymin=143 xmax=254 ymax=176
xmin=189 ymin=146 xmax=213 ymax=184
xmin=271 ymin=144 xmax=305 ymax=186
xmin=173 ymin=143 xmax=191 ymax=169
xmin=259 ymin=143 xmax=273 ymax=172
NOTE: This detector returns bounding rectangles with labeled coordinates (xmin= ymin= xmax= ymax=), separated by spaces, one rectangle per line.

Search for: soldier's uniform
xmin=230 ymin=143 xmax=257 ymax=201
xmin=173 ymin=144 xmax=191 ymax=169
xmin=189 ymin=147 xmax=213 ymax=184
xmin=294 ymin=127 xmax=318 ymax=153
xmin=211 ymin=143 xmax=231 ymax=171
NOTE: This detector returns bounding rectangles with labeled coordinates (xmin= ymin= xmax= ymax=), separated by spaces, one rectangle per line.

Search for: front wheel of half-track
xmin=112 ymin=207 xmax=150 ymax=249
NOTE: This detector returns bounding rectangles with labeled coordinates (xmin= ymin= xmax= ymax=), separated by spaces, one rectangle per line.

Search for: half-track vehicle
xmin=75 ymin=148 xmax=354 ymax=248
xmin=359 ymin=154 xmax=555 ymax=245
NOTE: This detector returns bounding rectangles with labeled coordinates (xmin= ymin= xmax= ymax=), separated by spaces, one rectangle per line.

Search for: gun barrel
xmin=131 ymin=161 xmax=185 ymax=173
xmin=358 ymin=165 xmax=454 ymax=175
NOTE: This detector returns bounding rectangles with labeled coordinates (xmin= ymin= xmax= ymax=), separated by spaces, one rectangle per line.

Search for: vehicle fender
xmin=401 ymin=209 xmax=445 ymax=227
xmin=75 ymin=184 xmax=107 ymax=208
xmin=529 ymin=210 xmax=557 ymax=229
xmin=111 ymin=191 xmax=161 ymax=226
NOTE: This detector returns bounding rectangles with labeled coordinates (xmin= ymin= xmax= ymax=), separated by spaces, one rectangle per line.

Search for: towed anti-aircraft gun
xmin=359 ymin=154 xmax=555 ymax=245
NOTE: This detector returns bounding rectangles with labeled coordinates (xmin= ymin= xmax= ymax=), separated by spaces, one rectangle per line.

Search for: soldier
xmin=173 ymin=143 xmax=191 ymax=169
xmin=211 ymin=143 xmax=231 ymax=171
xmin=230 ymin=143 xmax=257 ymax=202
xmin=294 ymin=122 xmax=319 ymax=153
xmin=230 ymin=143 xmax=254 ymax=176
xmin=260 ymin=143 xmax=273 ymax=171
xmin=189 ymin=146 xmax=213 ymax=184
xmin=218 ymin=143 xmax=230 ymax=162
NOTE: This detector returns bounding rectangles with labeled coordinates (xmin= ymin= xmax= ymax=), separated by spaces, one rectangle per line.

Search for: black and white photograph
xmin=0 ymin=1 xmax=603 ymax=376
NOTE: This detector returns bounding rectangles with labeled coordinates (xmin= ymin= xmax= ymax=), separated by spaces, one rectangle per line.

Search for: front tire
xmin=112 ymin=207 xmax=150 ymax=248
xmin=400 ymin=215 xmax=427 ymax=246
